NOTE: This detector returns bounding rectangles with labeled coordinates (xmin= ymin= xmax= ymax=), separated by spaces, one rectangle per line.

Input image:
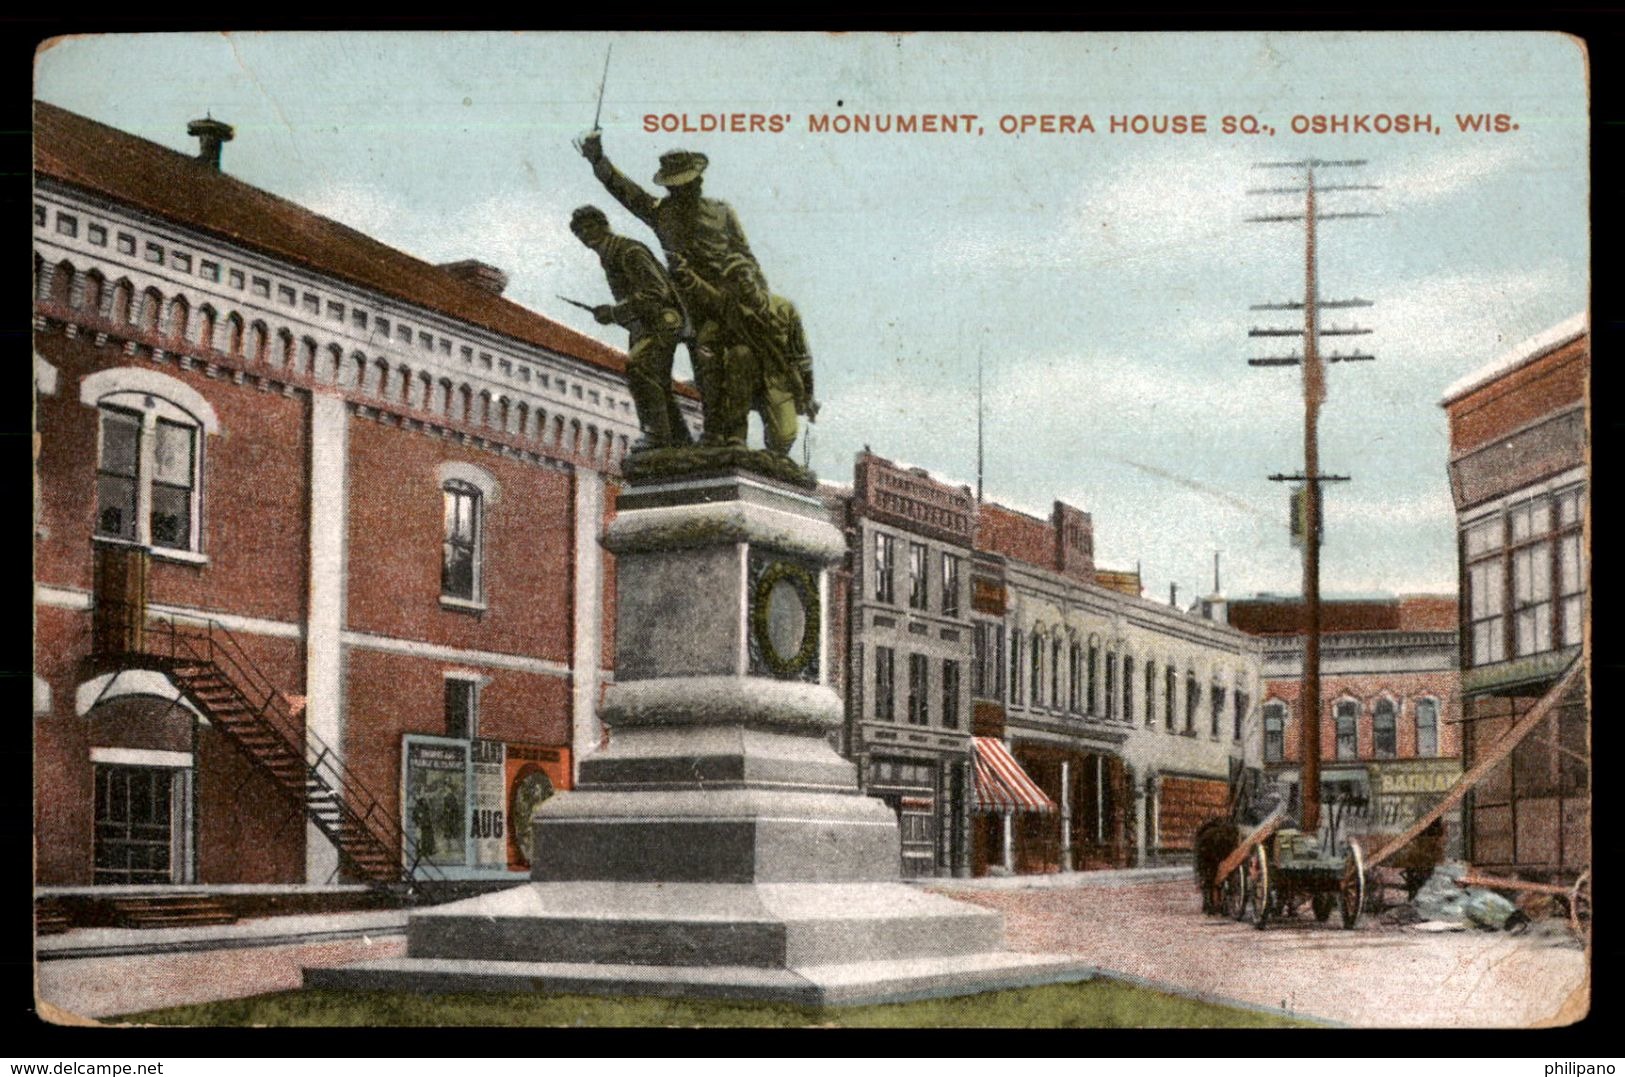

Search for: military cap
xmin=570 ymin=205 xmax=609 ymax=230
xmin=653 ymin=150 xmax=708 ymax=187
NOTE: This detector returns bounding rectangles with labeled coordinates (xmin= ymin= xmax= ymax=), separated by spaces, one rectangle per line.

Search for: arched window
xmin=1372 ymin=697 xmax=1397 ymax=759
xmin=1087 ymin=638 xmax=1100 ymax=714
xmin=1165 ymin=665 xmax=1177 ymax=731
xmin=139 ymin=288 xmax=163 ymax=332
xmin=82 ymin=370 xmax=218 ymax=554
xmin=1008 ymin=627 xmax=1024 ymax=706
xmin=1144 ymin=659 xmax=1156 ymax=725
xmin=1050 ymin=635 xmax=1061 ymax=708
xmin=1263 ymin=701 xmax=1286 ymax=762
xmin=442 ymin=480 xmax=483 ymax=603
xmin=1185 ymin=670 xmax=1199 ymax=733
xmin=1104 ymin=646 xmax=1117 ymax=720
xmin=224 ymin=313 xmax=244 ymax=356
xmin=1029 ymin=629 xmax=1042 ymax=706
xmin=1334 ymin=700 xmax=1360 ymax=760
xmin=1415 ymin=698 xmax=1439 ymax=757
xmin=80 ymin=270 xmax=105 ymax=315
xmin=194 ymin=305 xmax=216 ymax=351
xmin=1068 ymin=639 xmax=1082 ymax=713
xmin=1122 ymin=654 xmax=1134 ymax=724
xmin=164 ymin=295 xmax=189 ymax=341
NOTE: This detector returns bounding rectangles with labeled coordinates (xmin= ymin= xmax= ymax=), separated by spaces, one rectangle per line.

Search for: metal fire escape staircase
xmin=88 ymin=595 xmax=443 ymax=892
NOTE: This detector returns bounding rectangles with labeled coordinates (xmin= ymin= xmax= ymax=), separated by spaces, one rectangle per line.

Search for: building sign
xmin=505 ymin=742 xmax=572 ymax=871
xmin=1367 ymin=758 xmax=1463 ymax=830
xmin=470 ymin=739 xmax=506 ymax=869
xmin=403 ymin=736 xmax=468 ymax=868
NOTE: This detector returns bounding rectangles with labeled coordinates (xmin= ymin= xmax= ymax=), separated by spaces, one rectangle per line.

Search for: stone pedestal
xmin=307 ymin=469 xmax=1091 ymax=1005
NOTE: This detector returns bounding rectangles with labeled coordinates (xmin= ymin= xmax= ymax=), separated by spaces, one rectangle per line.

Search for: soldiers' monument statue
xmin=308 ymin=115 xmax=1088 ymax=1007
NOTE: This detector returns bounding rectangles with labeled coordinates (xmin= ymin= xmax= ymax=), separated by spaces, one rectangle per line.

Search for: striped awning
xmin=971 ymin=737 xmax=1058 ymax=814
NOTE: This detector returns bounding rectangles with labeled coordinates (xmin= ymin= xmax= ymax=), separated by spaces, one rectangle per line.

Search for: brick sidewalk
xmin=932 ymin=878 xmax=1588 ymax=1028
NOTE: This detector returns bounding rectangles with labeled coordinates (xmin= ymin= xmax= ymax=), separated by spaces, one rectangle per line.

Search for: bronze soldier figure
xmin=568 ymin=205 xmax=693 ymax=450
xmin=577 ymin=134 xmax=765 ymax=445
xmin=671 ymin=254 xmax=817 ymax=456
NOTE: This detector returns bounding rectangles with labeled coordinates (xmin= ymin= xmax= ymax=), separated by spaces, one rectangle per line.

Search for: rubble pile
xmin=1377 ymin=861 xmax=1583 ymax=947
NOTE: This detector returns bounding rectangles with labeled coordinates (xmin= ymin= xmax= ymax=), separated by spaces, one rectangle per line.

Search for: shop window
xmin=875 ymin=646 xmax=895 ymax=720
xmin=873 ymin=532 xmax=896 ymax=604
xmin=1335 ymin=700 xmax=1359 ymax=760
xmin=441 ymin=480 xmax=483 ymax=603
xmin=1263 ymin=701 xmax=1286 ymax=762
xmin=1415 ymin=698 xmax=1438 ymax=758
xmin=908 ymin=542 xmax=928 ymax=610
xmin=907 ymin=653 xmax=929 ymax=726
xmin=942 ymin=659 xmax=960 ymax=730
xmin=942 ymin=553 xmax=961 ymax=617
xmin=444 ymin=677 xmax=479 ymax=740
xmin=1372 ymin=698 xmax=1397 ymax=758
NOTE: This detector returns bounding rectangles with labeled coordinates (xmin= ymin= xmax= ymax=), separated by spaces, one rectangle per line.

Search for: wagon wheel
xmin=1223 ymin=862 xmax=1249 ymax=921
xmin=1340 ymin=838 xmax=1366 ymax=930
xmin=1312 ymin=891 xmax=1334 ymax=922
xmin=1567 ymin=869 xmax=1591 ymax=940
xmin=1251 ymin=845 xmax=1273 ymax=930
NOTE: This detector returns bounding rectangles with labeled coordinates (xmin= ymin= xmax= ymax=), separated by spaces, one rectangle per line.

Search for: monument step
xmin=405 ymin=880 xmax=1004 ymax=968
xmin=303 ymin=951 xmax=1096 ymax=1008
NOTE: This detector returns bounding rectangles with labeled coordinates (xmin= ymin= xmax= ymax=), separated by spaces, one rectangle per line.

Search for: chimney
xmin=439 ymin=259 xmax=510 ymax=296
xmin=187 ymin=116 xmax=234 ymax=171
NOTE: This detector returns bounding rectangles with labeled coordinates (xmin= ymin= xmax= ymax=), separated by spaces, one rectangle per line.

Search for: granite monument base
xmin=305 ymin=469 xmax=1092 ymax=1006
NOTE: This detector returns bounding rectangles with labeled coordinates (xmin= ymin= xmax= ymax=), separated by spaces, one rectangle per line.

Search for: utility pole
xmin=1247 ymin=159 xmax=1378 ymax=835
xmin=976 ymin=343 xmax=985 ymax=504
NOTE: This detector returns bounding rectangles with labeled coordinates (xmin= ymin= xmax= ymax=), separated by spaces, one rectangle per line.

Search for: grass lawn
xmin=109 ymin=980 xmax=1315 ymax=1028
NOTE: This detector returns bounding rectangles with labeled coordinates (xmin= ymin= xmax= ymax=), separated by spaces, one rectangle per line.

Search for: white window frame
xmin=438 ymin=462 xmax=499 ymax=612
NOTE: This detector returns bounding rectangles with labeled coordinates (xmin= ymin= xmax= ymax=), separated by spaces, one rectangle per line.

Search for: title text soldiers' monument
xmin=308 ymin=134 xmax=1090 ymax=1005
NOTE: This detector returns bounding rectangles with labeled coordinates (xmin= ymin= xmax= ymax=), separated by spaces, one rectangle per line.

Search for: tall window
xmin=874 ymin=647 xmax=895 ymax=720
xmin=907 ymin=653 xmax=929 ymax=726
xmin=1145 ymin=661 xmax=1156 ymax=725
xmin=908 ymin=542 xmax=929 ymax=610
xmin=1372 ymin=697 xmax=1397 ymax=758
xmin=1464 ymin=516 xmax=1505 ymax=667
xmin=1263 ymin=701 xmax=1286 ymax=762
xmin=1029 ymin=630 xmax=1042 ymax=706
xmin=1068 ymin=641 xmax=1082 ymax=712
xmin=1104 ymin=649 xmax=1117 ymax=720
xmin=942 ymin=660 xmax=961 ymax=730
xmin=1009 ymin=629 xmax=1024 ymax=706
xmin=1050 ymin=637 xmax=1061 ymax=708
xmin=1087 ymin=642 xmax=1100 ymax=714
xmin=444 ymin=677 xmax=479 ymax=740
xmin=971 ymin=623 xmax=988 ymax=699
xmin=973 ymin=622 xmax=1004 ymax=701
xmin=1185 ymin=671 xmax=1199 ymax=733
xmin=1415 ymin=698 xmax=1438 ymax=757
xmin=1234 ymin=686 xmax=1249 ymax=742
xmin=442 ymin=480 xmax=482 ymax=601
xmin=874 ymin=533 xmax=896 ymax=604
xmin=1210 ymin=678 xmax=1225 ymax=738
xmin=1165 ymin=667 xmax=1177 ymax=731
xmin=1556 ymin=487 xmax=1585 ymax=646
xmin=95 ymin=399 xmax=203 ymax=553
xmin=1122 ymin=656 xmax=1134 ymax=724
xmin=1511 ymin=502 xmax=1553 ymax=657
xmin=941 ymin=553 xmax=961 ymax=617
xmin=1334 ymin=700 xmax=1359 ymax=760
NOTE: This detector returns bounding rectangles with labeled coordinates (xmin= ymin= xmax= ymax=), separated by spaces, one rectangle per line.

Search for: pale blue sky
xmin=36 ymin=31 xmax=1589 ymax=602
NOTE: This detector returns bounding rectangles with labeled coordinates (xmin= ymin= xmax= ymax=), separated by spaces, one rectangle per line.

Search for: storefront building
xmin=838 ymin=452 xmax=976 ymax=877
xmin=1440 ymin=315 xmax=1588 ymax=879
xmin=33 ymin=103 xmax=686 ymax=889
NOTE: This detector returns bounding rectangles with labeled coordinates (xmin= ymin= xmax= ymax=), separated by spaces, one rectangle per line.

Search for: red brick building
xmin=33 ymin=102 xmax=691 ymax=890
xmin=1224 ymin=594 xmax=1463 ymax=846
xmin=1440 ymin=315 xmax=1588 ymax=878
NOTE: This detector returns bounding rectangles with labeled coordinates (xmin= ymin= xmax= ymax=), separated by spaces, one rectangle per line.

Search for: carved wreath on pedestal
xmin=748 ymin=554 xmax=821 ymax=681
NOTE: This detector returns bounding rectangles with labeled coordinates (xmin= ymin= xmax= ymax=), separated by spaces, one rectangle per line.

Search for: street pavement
xmin=33 ymin=871 xmax=1587 ymax=1026
xmin=930 ymin=876 xmax=1589 ymax=1028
